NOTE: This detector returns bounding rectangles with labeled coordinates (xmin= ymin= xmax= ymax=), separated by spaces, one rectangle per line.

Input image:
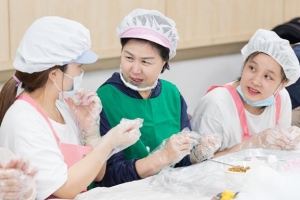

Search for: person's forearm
xmin=81 ymin=126 xmax=106 ymax=181
xmin=53 ymin=137 xmax=114 ymax=199
xmin=214 ymin=137 xmax=260 ymax=158
xmin=214 ymin=145 xmax=239 ymax=158
xmin=135 ymin=151 xmax=170 ymax=178
xmin=95 ymin=163 xmax=106 ymax=182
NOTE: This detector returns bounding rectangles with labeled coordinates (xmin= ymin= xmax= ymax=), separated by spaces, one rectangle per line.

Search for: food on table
xmin=228 ymin=165 xmax=250 ymax=173
xmin=213 ymin=190 xmax=238 ymax=200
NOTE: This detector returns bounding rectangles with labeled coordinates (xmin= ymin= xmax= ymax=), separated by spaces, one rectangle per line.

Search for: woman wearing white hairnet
xmin=0 ymin=17 xmax=142 ymax=199
xmin=192 ymin=29 xmax=300 ymax=158
xmin=95 ymin=9 xmax=221 ymax=187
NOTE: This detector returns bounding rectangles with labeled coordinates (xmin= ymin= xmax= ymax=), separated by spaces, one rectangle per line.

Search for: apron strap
xmin=17 ymin=94 xmax=91 ymax=195
xmin=207 ymin=85 xmax=249 ymax=140
xmin=275 ymin=94 xmax=281 ymax=124
xmin=17 ymin=94 xmax=61 ymax=145
xmin=207 ymin=85 xmax=281 ymax=141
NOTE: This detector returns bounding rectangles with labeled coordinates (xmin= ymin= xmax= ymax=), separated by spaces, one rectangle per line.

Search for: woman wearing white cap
xmin=192 ymin=29 xmax=300 ymax=158
xmin=0 ymin=16 xmax=142 ymax=199
xmin=96 ymin=9 xmax=221 ymax=187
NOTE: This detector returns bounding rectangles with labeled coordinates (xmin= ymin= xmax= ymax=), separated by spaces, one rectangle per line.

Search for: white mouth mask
xmin=119 ymin=68 xmax=158 ymax=92
xmin=54 ymin=71 xmax=84 ymax=101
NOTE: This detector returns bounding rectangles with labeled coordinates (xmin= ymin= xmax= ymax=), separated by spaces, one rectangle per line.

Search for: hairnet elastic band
xmin=13 ymin=75 xmax=21 ymax=87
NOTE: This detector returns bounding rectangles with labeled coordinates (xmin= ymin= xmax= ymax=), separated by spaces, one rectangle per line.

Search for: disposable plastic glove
xmin=280 ymin=126 xmax=300 ymax=150
xmin=154 ymin=128 xmax=199 ymax=166
xmin=238 ymin=128 xmax=292 ymax=150
xmin=191 ymin=133 xmax=222 ymax=163
xmin=104 ymin=118 xmax=143 ymax=156
xmin=0 ymin=158 xmax=37 ymax=200
xmin=65 ymin=89 xmax=102 ymax=134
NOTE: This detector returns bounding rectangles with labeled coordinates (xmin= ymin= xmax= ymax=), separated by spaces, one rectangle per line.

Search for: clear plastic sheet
xmin=150 ymin=158 xmax=228 ymax=197
xmin=74 ymin=148 xmax=300 ymax=200
xmin=150 ymin=148 xmax=300 ymax=198
xmin=74 ymin=177 xmax=208 ymax=200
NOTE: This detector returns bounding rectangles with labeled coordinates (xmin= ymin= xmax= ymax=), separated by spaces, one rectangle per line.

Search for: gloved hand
xmin=155 ymin=128 xmax=199 ymax=166
xmin=0 ymin=158 xmax=37 ymax=200
xmin=65 ymin=89 xmax=102 ymax=133
xmin=280 ymin=126 xmax=300 ymax=149
xmin=191 ymin=133 xmax=222 ymax=163
xmin=239 ymin=128 xmax=292 ymax=150
xmin=104 ymin=118 xmax=143 ymax=156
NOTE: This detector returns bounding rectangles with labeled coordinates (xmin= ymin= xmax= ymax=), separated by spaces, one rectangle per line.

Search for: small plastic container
xmin=222 ymin=161 xmax=257 ymax=187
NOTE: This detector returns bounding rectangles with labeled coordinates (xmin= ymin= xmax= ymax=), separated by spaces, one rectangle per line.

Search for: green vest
xmin=97 ymin=80 xmax=181 ymax=160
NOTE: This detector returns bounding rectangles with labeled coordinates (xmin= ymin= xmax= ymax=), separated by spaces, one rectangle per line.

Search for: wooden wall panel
xmin=87 ymin=0 xmax=165 ymax=58
xmin=283 ymin=0 xmax=300 ymax=22
xmin=166 ymin=0 xmax=284 ymax=49
xmin=8 ymin=0 xmax=165 ymax=61
xmin=1 ymin=0 xmax=300 ymax=77
xmin=0 ymin=0 xmax=9 ymax=64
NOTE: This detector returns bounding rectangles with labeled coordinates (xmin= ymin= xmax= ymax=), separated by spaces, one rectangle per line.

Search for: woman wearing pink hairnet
xmin=192 ymin=29 xmax=300 ymax=158
xmin=95 ymin=8 xmax=221 ymax=188
xmin=0 ymin=16 xmax=142 ymax=199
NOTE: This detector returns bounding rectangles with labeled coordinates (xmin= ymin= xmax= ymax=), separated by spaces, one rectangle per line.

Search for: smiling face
xmin=239 ymin=53 xmax=287 ymax=102
xmin=120 ymin=39 xmax=166 ymax=91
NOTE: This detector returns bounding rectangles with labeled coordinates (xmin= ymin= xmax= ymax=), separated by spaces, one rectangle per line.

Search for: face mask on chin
xmin=236 ymin=83 xmax=281 ymax=107
xmin=119 ymin=68 xmax=158 ymax=92
xmin=54 ymin=71 xmax=84 ymax=102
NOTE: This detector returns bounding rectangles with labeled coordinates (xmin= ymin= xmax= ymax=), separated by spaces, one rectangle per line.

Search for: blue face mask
xmin=236 ymin=85 xmax=277 ymax=107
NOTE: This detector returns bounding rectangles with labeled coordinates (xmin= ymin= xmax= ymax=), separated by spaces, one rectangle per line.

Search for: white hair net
xmin=13 ymin=16 xmax=98 ymax=74
xmin=241 ymin=29 xmax=300 ymax=86
xmin=116 ymin=8 xmax=179 ymax=60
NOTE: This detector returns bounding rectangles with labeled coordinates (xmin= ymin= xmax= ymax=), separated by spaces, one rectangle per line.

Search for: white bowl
xmin=222 ymin=161 xmax=259 ymax=186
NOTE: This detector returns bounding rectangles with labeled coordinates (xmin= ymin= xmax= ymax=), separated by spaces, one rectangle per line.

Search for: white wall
xmin=0 ymin=53 xmax=243 ymax=114
xmin=163 ymin=54 xmax=243 ymax=114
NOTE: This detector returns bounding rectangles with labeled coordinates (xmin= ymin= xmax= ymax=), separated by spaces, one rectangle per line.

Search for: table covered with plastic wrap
xmin=74 ymin=148 xmax=300 ymax=200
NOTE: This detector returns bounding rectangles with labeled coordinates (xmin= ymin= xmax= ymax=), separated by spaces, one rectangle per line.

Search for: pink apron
xmin=207 ymin=85 xmax=281 ymax=141
xmin=17 ymin=95 xmax=92 ymax=168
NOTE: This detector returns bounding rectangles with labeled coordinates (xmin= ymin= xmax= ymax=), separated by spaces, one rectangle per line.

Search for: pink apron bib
xmin=207 ymin=85 xmax=281 ymax=141
xmin=17 ymin=95 xmax=92 ymax=168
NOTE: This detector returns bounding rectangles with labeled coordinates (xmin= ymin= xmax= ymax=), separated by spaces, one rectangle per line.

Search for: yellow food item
xmin=228 ymin=165 xmax=250 ymax=173
xmin=221 ymin=196 xmax=233 ymax=200
xmin=220 ymin=190 xmax=236 ymax=200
